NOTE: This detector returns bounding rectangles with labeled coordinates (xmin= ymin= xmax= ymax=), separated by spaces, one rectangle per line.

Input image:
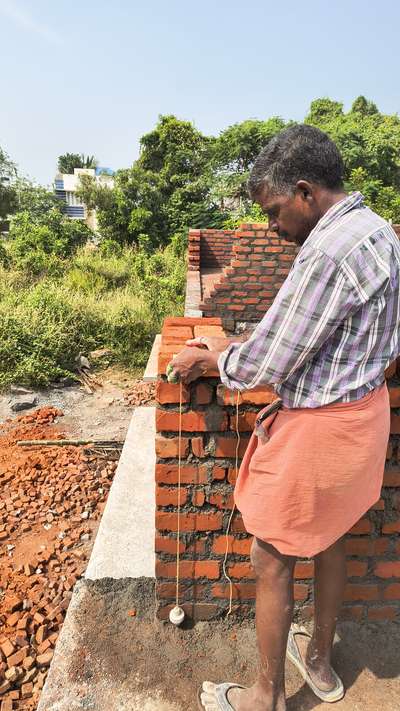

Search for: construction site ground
xmin=0 ymin=371 xmax=155 ymax=710
xmin=38 ymin=577 xmax=400 ymax=711
xmin=1 ymin=370 xmax=399 ymax=710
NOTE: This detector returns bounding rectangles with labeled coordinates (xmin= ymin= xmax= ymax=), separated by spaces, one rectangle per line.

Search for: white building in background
xmin=54 ymin=167 xmax=114 ymax=231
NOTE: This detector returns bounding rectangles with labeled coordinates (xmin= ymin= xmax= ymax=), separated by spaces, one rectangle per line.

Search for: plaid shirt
xmin=218 ymin=192 xmax=400 ymax=408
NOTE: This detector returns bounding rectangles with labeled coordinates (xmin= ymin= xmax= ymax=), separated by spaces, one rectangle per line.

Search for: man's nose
xmin=268 ymin=218 xmax=279 ymax=233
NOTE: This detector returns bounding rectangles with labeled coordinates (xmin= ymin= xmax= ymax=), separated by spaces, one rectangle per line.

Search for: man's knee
xmin=250 ymin=537 xmax=295 ymax=581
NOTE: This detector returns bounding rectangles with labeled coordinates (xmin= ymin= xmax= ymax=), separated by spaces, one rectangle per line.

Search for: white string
xmin=175 ymin=382 xmax=183 ymax=607
xmin=222 ymin=390 xmax=241 ymax=615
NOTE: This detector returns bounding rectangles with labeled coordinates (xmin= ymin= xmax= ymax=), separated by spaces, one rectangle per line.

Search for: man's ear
xmin=296 ymin=180 xmax=314 ymax=202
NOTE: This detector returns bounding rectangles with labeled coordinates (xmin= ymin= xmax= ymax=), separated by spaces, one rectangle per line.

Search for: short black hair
xmin=248 ymin=124 xmax=344 ymax=199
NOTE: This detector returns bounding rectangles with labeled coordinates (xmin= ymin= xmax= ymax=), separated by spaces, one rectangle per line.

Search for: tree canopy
xmin=76 ymin=96 xmax=400 ymax=245
xmin=0 ymin=148 xmax=17 ymax=220
xmin=57 ymin=153 xmax=98 ymax=174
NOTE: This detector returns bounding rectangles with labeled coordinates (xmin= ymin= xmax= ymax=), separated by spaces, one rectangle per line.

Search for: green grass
xmin=0 ymin=243 xmax=185 ymax=388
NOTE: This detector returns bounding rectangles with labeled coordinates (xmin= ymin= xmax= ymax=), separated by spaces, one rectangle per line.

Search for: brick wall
xmin=196 ymin=224 xmax=299 ymax=326
xmin=188 ymin=228 xmax=238 ymax=272
xmin=155 ymin=317 xmax=400 ymax=623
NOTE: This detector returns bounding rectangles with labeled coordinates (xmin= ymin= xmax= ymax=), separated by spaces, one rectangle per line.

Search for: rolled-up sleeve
xmin=218 ymin=249 xmax=361 ymax=391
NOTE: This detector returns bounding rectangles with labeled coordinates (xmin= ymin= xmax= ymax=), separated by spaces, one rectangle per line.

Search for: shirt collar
xmin=306 ymin=191 xmax=365 ymax=244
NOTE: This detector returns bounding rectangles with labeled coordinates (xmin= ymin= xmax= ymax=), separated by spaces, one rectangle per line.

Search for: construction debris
xmin=124 ymin=380 xmax=156 ymax=407
xmin=0 ymin=407 xmax=118 ymax=709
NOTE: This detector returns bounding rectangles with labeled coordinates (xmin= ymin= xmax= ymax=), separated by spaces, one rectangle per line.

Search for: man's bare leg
xmin=296 ymin=535 xmax=347 ymax=690
xmin=227 ymin=538 xmax=296 ymax=711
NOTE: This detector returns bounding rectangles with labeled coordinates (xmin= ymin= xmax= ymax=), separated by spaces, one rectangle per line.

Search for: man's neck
xmin=317 ymin=189 xmax=348 ymax=221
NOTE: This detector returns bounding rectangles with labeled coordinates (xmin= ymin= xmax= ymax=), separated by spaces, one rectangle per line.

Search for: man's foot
xmin=199 ymin=681 xmax=286 ymax=711
xmin=294 ymin=634 xmax=337 ymax=692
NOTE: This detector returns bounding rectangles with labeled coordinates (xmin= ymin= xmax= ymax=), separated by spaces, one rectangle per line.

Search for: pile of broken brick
xmin=0 ymin=407 xmax=118 ymax=710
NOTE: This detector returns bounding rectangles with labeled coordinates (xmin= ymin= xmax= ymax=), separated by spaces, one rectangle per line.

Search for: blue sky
xmin=1 ymin=0 xmax=399 ymax=186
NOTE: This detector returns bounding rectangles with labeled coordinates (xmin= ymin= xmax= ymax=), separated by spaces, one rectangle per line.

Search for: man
xmin=169 ymin=125 xmax=400 ymax=711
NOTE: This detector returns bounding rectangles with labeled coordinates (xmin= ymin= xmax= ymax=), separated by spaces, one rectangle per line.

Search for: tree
xmin=306 ymin=97 xmax=400 ymax=188
xmin=14 ymin=178 xmax=60 ymax=218
xmin=57 ymin=153 xmax=98 ymax=174
xmin=78 ymin=115 xmax=223 ymax=246
xmin=0 ymin=148 xmax=17 ymax=219
xmin=210 ymin=117 xmax=286 ymax=208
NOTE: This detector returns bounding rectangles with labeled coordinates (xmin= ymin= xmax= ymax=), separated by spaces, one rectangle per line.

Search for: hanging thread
xmin=175 ymin=381 xmax=183 ymax=608
xmin=222 ymin=390 xmax=241 ymax=615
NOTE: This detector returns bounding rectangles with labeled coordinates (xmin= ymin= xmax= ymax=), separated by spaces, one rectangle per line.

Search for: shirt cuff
xmin=217 ymin=343 xmax=244 ymax=390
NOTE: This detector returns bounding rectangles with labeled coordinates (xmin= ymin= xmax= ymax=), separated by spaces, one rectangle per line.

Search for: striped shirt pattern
xmin=218 ymin=192 xmax=400 ymax=408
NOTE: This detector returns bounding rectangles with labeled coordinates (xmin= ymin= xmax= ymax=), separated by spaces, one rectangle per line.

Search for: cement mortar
xmin=39 ymin=578 xmax=400 ymax=711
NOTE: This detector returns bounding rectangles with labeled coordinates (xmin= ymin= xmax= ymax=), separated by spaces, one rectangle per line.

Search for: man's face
xmin=256 ymin=184 xmax=321 ymax=245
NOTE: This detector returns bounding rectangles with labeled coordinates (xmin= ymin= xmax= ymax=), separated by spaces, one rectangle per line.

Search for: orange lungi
xmin=234 ymin=383 xmax=390 ymax=558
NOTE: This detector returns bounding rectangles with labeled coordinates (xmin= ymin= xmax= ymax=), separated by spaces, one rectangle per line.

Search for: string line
xmin=222 ymin=390 xmax=241 ymax=615
xmin=175 ymin=381 xmax=183 ymax=607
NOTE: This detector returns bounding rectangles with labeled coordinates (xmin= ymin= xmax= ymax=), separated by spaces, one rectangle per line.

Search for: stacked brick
xmin=188 ymin=229 xmax=237 ymax=272
xmin=0 ymin=408 xmax=117 ymax=709
xmin=199 ymin=224 xmax=299 ymax=324
xmin=155 ymin=317 xmax=400 ymax=623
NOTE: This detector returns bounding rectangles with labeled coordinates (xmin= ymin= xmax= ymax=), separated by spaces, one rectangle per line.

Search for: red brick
xmin=383 ymin=468 xmax=400 ymax=487
xmin=345 ymin=538 xmax=371 ymax=556
xmin=389 ymin=386 xmax=400 ymax=407
xmin=155 ymin=464 xmax=207 ymax=485
xmin=211 ymin=466 xmax=226 ymax=481
xmin=230 ymin=411 xmax=257 ymax=432
xmin=156 ymin=512 xmax=223 ymax=532
xmin=156 ymin=487 xmax=187 ymax=507
xmin=346 ymin=561 xmax=368 ymax=577
xmin=193 ymin=325 xmax=226 ymax=338
xmin=294 ymin=584 xmax=310 ymax=601
xmin=156 ymin=410 xmax=227 ymax=433
xmin=294 ymin=561 xmax=315 ymax=579
xmin=231 ymin=514 xmax=247 ymax=533
xmin=212 ymin=535 xmax=252 ymax=556
xmin=195 ymin=384 xmax=213 ymax=405
xmin=156 ymin=381 xmax=189 ymax=404
xmin=212 ymin=583 xmax=256 ymax=599
xmin=371 ymin=498 xmax=385 ymax=511
xmin=191 ymin=437 xmax=206 ymax=457
xmin=382 ymin=519 xmax=400 ymax=533
xmin=390 ymin=414 xmax=400 ymax=434
xmin=344 ymin=584 xmax=379 ymax=601
xmin=186 ymin=538 xmax=207 ymax=556
xmin=386 ymin=441 xmax=393 ymax=460
xmin=155 ymin=435 xmax=190 ymax=459
xmin=209 ymin=491 xmax=234 ymax=509
xmin=227 ymin=562 xmax=254 ymax=579
xmin=367 ymin=606 xmax=398 ymax=621
xmin=383 ymin=583 xmax=400 ymax=599
xmin=215 ymin=436 xmax=250 ymax=458
xmin=156 ymin=560 xmax=220 ymax=579
xmin=192 ymin=490 xmax=205 ymax=507
xmin=161 ymin=326 xmax=194 ymax=339
xmin=155 ymin=536 xmax=185 ymax=554
xmin=374 ymin=561 xmax=400 ymax=578
xmin=340 ymin=605 xmax=365 ymax=621
xmin=349 ymin=519 xmax=372 ymax=535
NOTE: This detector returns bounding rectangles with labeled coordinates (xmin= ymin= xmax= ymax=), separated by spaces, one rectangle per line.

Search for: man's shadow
xmin=286 ymin=622 xmax=400 ymax=710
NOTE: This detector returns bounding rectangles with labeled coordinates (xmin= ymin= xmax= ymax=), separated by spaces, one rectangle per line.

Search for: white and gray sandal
xmin=287 ymin=624 xmax=345 ymax=703
xmin=197 ymin=681 xmax=245 ymax=710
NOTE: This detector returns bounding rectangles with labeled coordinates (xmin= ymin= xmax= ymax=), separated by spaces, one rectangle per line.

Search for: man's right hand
xmin=186 ymin=336 xmax=232 ymax=352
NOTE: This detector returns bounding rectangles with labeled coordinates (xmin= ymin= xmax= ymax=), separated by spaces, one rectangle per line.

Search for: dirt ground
xmin=39 ymin=578 xmax=400 ymax=711
xmin=0 ymin=368 xmax=154 ymax=442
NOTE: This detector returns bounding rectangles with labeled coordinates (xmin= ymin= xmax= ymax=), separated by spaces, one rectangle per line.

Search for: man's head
xmin=248 ymin=125 xmax=346 ymax=245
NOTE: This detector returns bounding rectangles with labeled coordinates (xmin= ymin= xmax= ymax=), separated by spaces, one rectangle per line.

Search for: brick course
xmin=155 ymin=318 xmax=400 ymax=622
